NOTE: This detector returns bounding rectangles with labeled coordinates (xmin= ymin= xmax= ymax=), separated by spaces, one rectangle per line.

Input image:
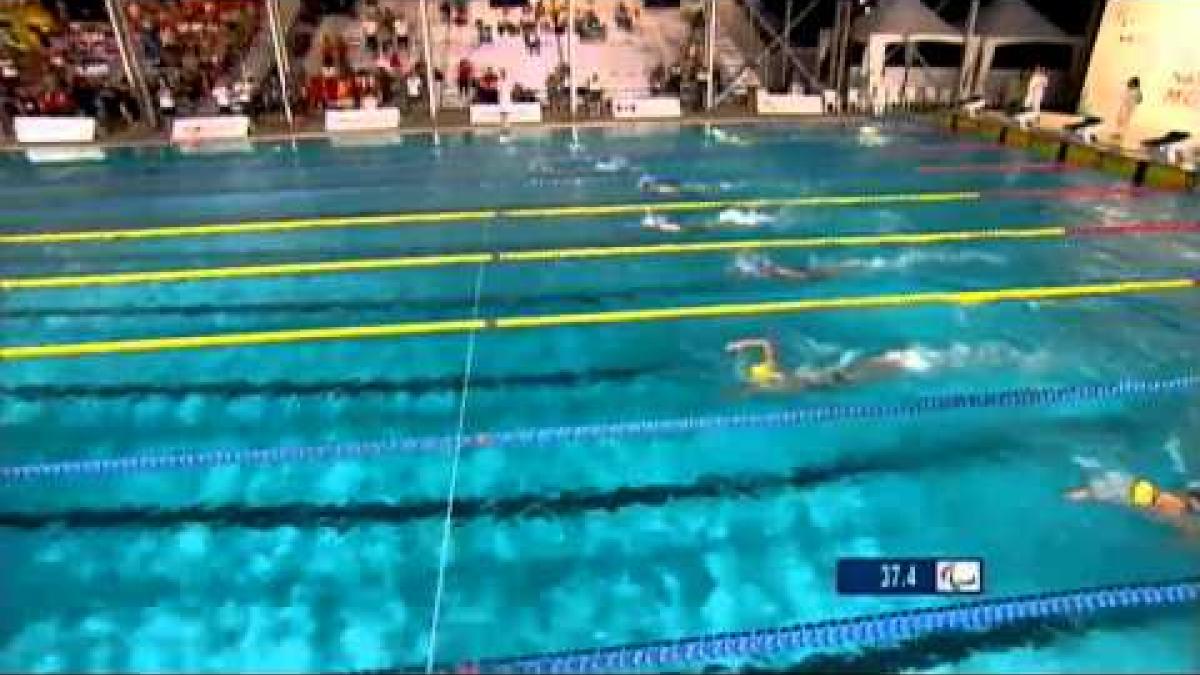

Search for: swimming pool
xmin=1 ymin=121 xmax=1198 ymax=673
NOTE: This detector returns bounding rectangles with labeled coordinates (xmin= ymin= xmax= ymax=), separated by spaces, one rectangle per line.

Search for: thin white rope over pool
xmin=425 ymin=244 xmax=488 ymax=674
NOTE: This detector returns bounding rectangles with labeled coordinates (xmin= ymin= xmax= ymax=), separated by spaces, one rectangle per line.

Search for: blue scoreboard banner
xmin=837 ymin=558 xmax=985 ymax=596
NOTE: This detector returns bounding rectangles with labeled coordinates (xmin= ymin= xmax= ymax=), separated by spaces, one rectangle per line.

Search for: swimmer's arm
xmin=726 ymin=339 xmax=777 ymax=366
xmin=725 ymin=338 xmax=770 ymax=353
xmin=1064 ymin=487 xmax=1095 ymax=502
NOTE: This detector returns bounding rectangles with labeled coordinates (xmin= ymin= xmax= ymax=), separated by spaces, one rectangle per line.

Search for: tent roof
xmin=975 ymin=0 xmax=1075 ymax=42
xmin=852 ymin=0 xmax=963 ymax=42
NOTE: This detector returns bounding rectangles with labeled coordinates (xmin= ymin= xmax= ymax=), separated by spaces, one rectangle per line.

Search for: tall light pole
xmin=705 ymin=0 xmax=717 ymax=110
xmin=104 ymin=0 xmax=155 ymax=127
xmin=265 ymin=0 xmax=294 ymax=128
xmin=419 ymin=0 xmax=438 ymax=123
xmin=780 ymin=0 xmax=793 ymax=89
xmin=957 ymin=0 xmax=980 ymax=100
xmin=568 ymin=0 xmax=577 ymax=119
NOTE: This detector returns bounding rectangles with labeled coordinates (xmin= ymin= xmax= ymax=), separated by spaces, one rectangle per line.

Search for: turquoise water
xmin=1 ymin=121 xmax=1199 ymax=673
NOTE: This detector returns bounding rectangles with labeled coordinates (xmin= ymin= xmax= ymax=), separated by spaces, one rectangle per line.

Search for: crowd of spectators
xmin=126 ymin=0 xmax=264 ymax=118
xmin=300 ymin=0 xmax=438 ymax=116
xmin=450 ymin=0 xmax=642 ymax=111
xmin=1 ymin=17 xmax=142 ymax=135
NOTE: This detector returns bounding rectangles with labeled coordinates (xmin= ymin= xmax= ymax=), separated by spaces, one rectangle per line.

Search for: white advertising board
xmin=611 ymin=97 xmax=682 ymax=119
xmin=755 ymin=92 xmax=824 ymax=115
xmin=325 ymin=107 xmax=401 ymax=132
xmin=15 ymin=116 xmax=97 ymax=144
xmin=171 ymin=116 xmax=251 ymax=143
xmin=469 ymin=103 xmax=543 ymax=125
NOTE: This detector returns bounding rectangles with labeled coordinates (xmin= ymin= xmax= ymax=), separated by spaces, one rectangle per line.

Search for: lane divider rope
xmin=2 ymin=375 xmax=1195 ymax=482
xmin=0 ymin=191 xmax=981 ymax=245
xmin=457 ymin=577 xmax=1200 ymax=674
xmin=1 ymin=278 xmax=1194 ymax=361
xmin=5 ymin=221 xmax=1195 ymax=292
xmin=0 ymin=185 xmax=1155 ymax=247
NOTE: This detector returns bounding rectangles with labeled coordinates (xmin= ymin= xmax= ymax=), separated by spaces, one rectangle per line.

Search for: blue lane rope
xmin=462 ymin=577 xmax=1200 ymax=674
xmin=2 ymin=375 xmax=1196 ymax=483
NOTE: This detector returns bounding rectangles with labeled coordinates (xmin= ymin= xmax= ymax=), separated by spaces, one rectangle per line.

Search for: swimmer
xmin=725 ymin=339 xmax=923 ymax=392
xmin=1065 ymin=466 xmax=1200 ymax=536
xmin=715 ymin=208 xmax=775 ymax=228
xmin=638 ymin=174 xmax=683 ymax=195
xmin=708 ymin=127 xmax=749 ymax=146
xmin=641 ymin=212 xmax=683 ymax=233
xmin=732 ymin=251 xmax=838 ymax=282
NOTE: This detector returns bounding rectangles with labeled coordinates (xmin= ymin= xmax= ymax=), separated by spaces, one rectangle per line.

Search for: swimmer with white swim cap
xmin=725 ymin=339 xmax=924 ymax=392
xmin=733 ymin=251 xmax=838 ymax=282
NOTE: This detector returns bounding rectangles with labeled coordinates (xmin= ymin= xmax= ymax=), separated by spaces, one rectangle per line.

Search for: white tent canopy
xmin=969 ymin=0 xmax=1081 ymax=95
xmin=849 ymin=0 xmax=964 ymax=98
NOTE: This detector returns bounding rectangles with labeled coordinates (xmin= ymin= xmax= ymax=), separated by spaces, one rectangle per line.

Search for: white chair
xmin=821 ymin=89 xmax=840 ymax=114
xmin=1067 ymin=116 xmax=1104 ymax=144
xmin=960 ymin=96 xmax=986 ymax=117
xmin=1143 ymin=131 xmax=1194 ymax=166
xmin=1013 ymin=108 xmax=1038 ymax=130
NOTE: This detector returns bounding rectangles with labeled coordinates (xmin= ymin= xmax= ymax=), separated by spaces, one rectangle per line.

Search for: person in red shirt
xmin=306 ymin=74 xmax=325 ymax=110
xmin=322 ymin=73 xmax=340 ymax=107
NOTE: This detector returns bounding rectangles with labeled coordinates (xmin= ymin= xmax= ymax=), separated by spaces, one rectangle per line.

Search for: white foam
xmin=641 ymin=213 xmax=682 ymax=232
xmin=886 ymin=348 xmax=935 ymax=372
xmin=593 ymin=156 xmax=628 ymax=172
xmin=833 ymin=249 xmax=1007 ymax=271
xmin=708 ymin=127 xmax=749 ymax=146
xmin=716 ymin=208 xmax=774 ymax=227
xmin=1165 ymin=435 xmax=1189 ymax=476
xmin=905 ymin=342 xmax=1050 ymax=372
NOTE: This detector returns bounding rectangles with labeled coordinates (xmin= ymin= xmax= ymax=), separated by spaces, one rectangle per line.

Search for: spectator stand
xmin=428 ymin=0 xmax=685 ymax=122
xmin=126 ymin=0 xmax=274 ymax=121
xmin=298 ymin=0 xmax=432 ymax=126
xmin=1 ymin=6 xmax=144 ymax=141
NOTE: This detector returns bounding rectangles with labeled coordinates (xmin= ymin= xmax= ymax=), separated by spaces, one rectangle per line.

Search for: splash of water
xmin=716 ymin=209 xmax=774 ymax=227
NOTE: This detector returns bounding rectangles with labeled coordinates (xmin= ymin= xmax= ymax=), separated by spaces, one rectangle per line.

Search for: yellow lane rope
xmin=1 ymin=225 xmax=1066 ymax=291
xmin=1 ymin=278 xmax=1191 ymax=361
xmin=0 ymin=191 xmax=980 ymax=245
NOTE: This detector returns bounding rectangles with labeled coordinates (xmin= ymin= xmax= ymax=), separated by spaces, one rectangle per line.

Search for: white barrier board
xmin=756 ymin=92 xmax=824 ymax=115
xmin=469 ymin=103 xmax=543 ymax=125
xmin=171 ymin=116 xmax=250 ymax=143
xmin=612 ymin=97 xmax=682 ymax=120
xmin=325 ymin=107 xmax=401 ymax=132
xmin=15 ymin=116 xmax=97 ymax=144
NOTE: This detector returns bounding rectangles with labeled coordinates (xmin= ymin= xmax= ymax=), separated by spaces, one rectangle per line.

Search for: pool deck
xmin=938 ymin=110 xmax=1198 ymax=192
xmin=4 ymin=106 xmax=1196 ymax=193
xmin=0 ymin=107 xmax=904 ymax=153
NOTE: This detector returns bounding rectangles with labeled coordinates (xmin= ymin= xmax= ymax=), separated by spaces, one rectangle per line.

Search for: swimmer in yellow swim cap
xmin=1065 ymin=466 xmax=1199 ymax=536
xmin=725 ymin=339 xmax=922 ymax=392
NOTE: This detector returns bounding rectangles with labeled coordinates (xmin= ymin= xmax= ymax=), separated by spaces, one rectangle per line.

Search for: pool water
xmin=1 ymin=121 xmax=1199 ymax=673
